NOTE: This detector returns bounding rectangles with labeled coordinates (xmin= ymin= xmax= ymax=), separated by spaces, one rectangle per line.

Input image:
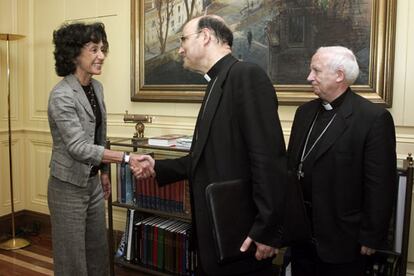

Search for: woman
xmin=47 ymin=22 xmax=151 ymax=276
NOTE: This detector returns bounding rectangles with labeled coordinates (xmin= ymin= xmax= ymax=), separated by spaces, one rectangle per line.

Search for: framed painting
xmin=131 ymin=0 xmax=397 ymax=106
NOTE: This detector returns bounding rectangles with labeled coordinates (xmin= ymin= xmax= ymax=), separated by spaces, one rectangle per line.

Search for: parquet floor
xmin=0 ymin=233 xmax=146 ymax=276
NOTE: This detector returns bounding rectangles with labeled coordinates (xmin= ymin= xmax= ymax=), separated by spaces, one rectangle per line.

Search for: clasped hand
xmin=129 ymin=154 xmax=155 ymax=179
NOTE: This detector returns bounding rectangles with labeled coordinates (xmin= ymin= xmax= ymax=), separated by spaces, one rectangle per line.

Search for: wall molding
xmin=6 ymin=125 xmax=414 ymax=144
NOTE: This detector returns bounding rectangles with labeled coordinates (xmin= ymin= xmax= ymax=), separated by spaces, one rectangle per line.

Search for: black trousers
xmin=290 ymin=241 xmax=366 ymax=276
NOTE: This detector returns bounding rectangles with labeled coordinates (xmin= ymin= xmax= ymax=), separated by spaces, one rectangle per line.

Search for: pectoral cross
xmin=297 ymin=162 xmax=304 ymax=180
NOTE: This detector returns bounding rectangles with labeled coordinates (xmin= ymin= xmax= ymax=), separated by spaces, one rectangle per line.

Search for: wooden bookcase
xmin=106 ymin=138 xmax=414 ymax=276
xmin=396 ymin=154 xmax=414 ymax=276
xmin=282 ymin=155 xmax=414 ymax=276
xmin=106 ymin=138 xmax=191 ymax=276
xmin=373 ymin=154 xmax=414 ymax=276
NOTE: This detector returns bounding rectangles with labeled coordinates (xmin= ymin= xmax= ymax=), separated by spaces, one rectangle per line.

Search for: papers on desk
xmin=176 ymin=136 xmax=193 ymax=149
xmin=148 ymin=134 xmax=185 ymax=147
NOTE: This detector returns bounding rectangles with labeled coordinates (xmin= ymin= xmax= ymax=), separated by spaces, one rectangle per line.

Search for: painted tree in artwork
xmin=155 ymin=0 xmax=176 ymax=54
xmin=183 ymin=0 xmax=197 ymax=23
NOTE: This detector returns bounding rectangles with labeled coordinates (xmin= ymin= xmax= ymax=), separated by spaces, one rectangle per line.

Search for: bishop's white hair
xmin=317 ymin=46 xmax=360 ymax=85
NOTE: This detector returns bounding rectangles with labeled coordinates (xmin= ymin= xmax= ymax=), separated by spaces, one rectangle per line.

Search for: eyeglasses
xmin=179 ymin=30 xmax=202 ymax=44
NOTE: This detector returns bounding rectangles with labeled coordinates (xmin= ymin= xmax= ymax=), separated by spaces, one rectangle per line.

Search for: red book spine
xmin=154 ymin=178 xmax=160 ymax=210
xmin=165 ymin=183 xmax=172 ymax=212
xmin=158 ymin=180 xmax=166 ymax=211
xmin=153 ymin=223 xmax=158 ymax=268
xmin=142 ymin=178 xmax=148 ymax=208
xmin=179 ymin=180 xmax=184 ymax=212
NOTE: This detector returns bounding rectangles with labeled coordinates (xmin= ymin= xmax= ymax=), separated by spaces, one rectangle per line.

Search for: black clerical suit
xmin=155 ymin=54 xmax=287 ymax=275
xmin=287 ymin=89 xmax=396 ymax=275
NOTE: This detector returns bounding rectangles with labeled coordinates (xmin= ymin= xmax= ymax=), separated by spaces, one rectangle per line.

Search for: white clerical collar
xmin=204 ymin=74 xmax=211 ymax=82
xmin=322 ymin=101 xmax=333 ymax=110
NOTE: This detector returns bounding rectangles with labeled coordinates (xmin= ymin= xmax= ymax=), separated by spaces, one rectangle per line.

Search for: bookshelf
xmin=106 ymin=138 xmax=192 ymax=276
xmin=106 ymin=138 xmax=414 ymax=276
xmin=281 ymin=155 xmax=414 ymax=276
xmin=398 ymin=154 xmax=414 ymax=276
xmin=355 ymin=154 xmax=414 ymax=276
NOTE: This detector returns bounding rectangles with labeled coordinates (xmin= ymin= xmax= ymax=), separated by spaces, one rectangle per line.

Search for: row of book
xmin=116 ymin=163 xmax=135 ymax=204
xmin=116 ymin=164 xmax=190 ymax=214
xmin=116 ymin=209 xmax=197 ymax=275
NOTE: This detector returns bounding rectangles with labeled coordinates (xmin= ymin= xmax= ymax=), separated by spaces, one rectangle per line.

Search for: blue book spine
xmin=125 ymin=166 xmax=133 ymax=205
xmin=120 ymin=164 xmax=126 ymax=203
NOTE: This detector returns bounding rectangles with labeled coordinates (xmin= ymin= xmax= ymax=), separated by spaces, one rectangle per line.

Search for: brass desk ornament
xmin=123 ymin=110 xmax=152 ymax=142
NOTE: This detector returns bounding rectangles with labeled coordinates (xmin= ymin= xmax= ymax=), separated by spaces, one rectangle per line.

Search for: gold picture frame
xmin=131 ymin=0 xmax=396 ymax=106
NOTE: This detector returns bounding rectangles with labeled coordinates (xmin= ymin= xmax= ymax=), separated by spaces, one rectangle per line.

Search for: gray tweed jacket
xmin=47 ymin=74 xmax=108 ymax=187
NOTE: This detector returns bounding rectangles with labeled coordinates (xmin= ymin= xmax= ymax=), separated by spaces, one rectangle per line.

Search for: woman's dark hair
xmin=197 ymin=16 xmax=233 ymax=47
xmin=53 ymin=22 xmax=108 ymax=76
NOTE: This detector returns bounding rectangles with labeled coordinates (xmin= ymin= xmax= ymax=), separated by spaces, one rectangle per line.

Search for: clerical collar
xmin=322 ymin=102 xmax=333 ymax=110
xmin=204 ymin=53 xmax=233 ymax=83
xmin=321 ymin=88 xmax=350 ymax=110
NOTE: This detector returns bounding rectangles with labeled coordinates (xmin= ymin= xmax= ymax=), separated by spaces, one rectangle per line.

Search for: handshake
xmin=129 ymin=154 xmax=156 ymax=179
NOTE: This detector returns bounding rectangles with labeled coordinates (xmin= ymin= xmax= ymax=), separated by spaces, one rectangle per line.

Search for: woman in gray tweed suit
xmin=48 ymin=22 xmax=153 ymax=276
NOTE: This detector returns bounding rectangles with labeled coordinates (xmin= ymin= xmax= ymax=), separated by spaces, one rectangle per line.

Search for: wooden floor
xmin=0 ymin=233 xmax=146 ymax=276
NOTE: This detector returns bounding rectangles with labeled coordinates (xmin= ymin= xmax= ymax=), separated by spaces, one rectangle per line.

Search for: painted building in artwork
xmin=264 ymin=0 xmax=371 ymax=84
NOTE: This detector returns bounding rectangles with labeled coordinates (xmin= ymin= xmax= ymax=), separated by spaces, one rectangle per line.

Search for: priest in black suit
xmin=135 ymin=15 xmax=287 ymax=275
xmin=287 ymin=46 xmax=397 ymax=276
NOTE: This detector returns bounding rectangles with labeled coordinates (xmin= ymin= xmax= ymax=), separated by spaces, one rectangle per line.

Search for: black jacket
xmin=287 ymin=89 xmax=396 ymax=263
xmin=155 ymin=55 xmax=287 ymax=275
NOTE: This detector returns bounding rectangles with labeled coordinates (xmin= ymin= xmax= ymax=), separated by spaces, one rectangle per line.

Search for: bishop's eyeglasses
xmin=179 ymin=30 xmax=202 ymax=44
